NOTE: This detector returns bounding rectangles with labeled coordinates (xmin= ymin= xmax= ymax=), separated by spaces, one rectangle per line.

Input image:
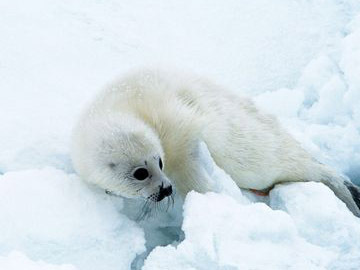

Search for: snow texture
xmin=0 ymin=252 xmax=76 ymax=270
xmin=1 ymin=0 xmax=360 ymax=269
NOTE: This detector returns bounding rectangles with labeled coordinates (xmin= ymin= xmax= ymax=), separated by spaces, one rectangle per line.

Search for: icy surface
xmin=0 ymin=252 xmax=77 ymax=270
xmin=1 ymin=0 xmax=360 ymax=269
xmin=0 ymin=168 xmax=145 ymax=270
xmin=144 ymin=191 xmax=333 ymax=270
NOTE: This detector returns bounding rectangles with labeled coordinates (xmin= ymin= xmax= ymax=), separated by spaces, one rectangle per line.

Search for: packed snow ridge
xmin=1 ymin=0 xmax=360 ymax=269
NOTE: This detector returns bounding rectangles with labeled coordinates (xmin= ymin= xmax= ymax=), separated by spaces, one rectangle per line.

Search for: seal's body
xmin=71 ymin=69 xmax=360 ymax=216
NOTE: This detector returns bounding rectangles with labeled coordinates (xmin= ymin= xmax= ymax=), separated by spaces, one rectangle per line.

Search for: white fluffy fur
xmin=71 ymin=68 xmax=360 ymax=216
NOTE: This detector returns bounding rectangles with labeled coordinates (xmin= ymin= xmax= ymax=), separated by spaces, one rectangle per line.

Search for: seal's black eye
xmin=133 ymin=168 xmax=149 ymax=180
xmin=159 ymin=158 xmax=163 ymax=170
xmin=109 ymin=163 xmax=116 ymax=169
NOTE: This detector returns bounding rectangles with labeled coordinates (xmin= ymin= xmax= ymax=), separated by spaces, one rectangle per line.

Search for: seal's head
xmin=71 ymin=112 xmax=173 ymax=202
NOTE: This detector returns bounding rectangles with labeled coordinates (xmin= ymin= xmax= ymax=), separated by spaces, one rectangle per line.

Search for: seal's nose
xmin=157 ymin=184 xmax=173 ymax=201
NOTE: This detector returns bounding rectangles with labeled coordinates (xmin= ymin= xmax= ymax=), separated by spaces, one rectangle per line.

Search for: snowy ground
xmin=1 ymin=0 xmax=360 ymax=269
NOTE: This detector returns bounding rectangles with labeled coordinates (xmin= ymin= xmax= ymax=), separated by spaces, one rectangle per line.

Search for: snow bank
xmin=143 ymin=191 xmax=332 ymax=270
xmin=0 ymin=168 xmax=145 ymax=270
xmin=254 ymin=4 xmax=360 ymax=184
xmin=270 ymin=183 xmax=360 ymax=269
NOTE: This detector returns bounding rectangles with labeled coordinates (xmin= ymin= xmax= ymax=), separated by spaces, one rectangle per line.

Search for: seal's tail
xmin=317 ymin=166 xmax=360 ymax=217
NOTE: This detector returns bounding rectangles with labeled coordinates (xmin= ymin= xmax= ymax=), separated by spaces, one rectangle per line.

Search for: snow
xmin=1 ymin=0 xmax=360 ymax=269
xmin=0 ymin=252 xmax=76 ymax=270
xmin=143 ymin=191 xmax=334 ymax=270
xmin=253 ymin=9 xmax=360 ymax=184
xmin=0 ymin=168 xmax=145 ymax=270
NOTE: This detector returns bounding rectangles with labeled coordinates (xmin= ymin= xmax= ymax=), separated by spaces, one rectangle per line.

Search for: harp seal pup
xmin=71 ymin=69 xmax=360 ymax=217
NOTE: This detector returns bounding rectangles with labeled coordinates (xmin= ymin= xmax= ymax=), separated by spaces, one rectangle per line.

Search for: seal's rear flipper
xmin=344 ymin=181 xmax=360 ymax=211
xmin=316 ymin=166 xmax=360 ymax=217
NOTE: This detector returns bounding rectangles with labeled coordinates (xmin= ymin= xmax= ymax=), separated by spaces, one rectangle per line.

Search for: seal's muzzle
xmin=157 ymin=184 xmax=173 ymax=201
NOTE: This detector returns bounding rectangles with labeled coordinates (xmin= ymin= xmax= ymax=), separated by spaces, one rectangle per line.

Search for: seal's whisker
xmin=154 ymin=201 xmax=159 ymax=214
xmin=170 ymin=193 xmax=175 ymax=208
xmin=137 ymin=199 xmax=152 ymax=221
xmin=165 ymin=196 xmax=170 ymax=212
xmin=137 ymin=203 xmax=146 ymax=221
xmin=159 ymin=200 xmax=165 ymax=212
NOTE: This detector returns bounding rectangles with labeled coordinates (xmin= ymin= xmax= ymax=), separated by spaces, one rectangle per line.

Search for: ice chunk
xmin=143 ymin=191 xmax=334 ymax=270
xmin=270 ymin=182 xmax=360 ymax=269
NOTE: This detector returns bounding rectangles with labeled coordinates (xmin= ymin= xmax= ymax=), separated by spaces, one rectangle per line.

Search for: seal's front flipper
xmin=249 ymin=188 xmax=270 ymax=196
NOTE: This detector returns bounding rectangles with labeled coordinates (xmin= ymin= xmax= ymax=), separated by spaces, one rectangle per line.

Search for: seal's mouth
xmin=105 ymin=185 xmax=175 ymax=221
xmin=137 ymin=185 xmax=174 ymax=221
xmin=148 ymin=184 xmax=173 ymax=202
